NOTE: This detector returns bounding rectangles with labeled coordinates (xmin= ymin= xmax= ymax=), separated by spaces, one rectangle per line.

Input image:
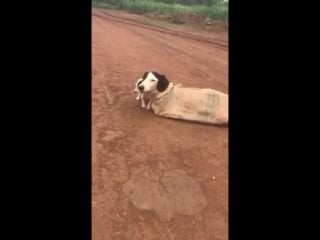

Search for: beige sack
xmin=151 ymin=83 xmax=228 ymax=125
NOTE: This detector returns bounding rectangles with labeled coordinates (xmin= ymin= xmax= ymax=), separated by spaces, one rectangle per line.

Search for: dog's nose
xmin=138 ymin=85 xmax=144 ymax=92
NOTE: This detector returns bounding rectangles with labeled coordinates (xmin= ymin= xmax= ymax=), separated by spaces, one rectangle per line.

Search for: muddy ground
xmin=92 ymin=8 xmax=228 ymax=240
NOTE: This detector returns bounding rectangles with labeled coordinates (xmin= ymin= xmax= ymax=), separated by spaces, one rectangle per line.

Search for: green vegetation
xmin=92 ymin=0 xmax=228 ymax=21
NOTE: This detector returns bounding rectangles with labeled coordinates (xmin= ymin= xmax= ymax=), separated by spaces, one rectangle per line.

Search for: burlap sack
xmin=151 ymin=83 xmax=228 ymax=125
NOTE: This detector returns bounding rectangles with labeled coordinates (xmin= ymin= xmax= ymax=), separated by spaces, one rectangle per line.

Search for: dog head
xmin=137 ymin=71 xmax=170 ymax=94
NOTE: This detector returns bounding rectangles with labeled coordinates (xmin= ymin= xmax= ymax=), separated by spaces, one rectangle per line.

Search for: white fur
xmin=138 ymin=72 xmax=159 ymax=94
xmin=134 ymin=78 xmax=154 ymax=110
xmin=141 ymin=92 xmax=154 ymax=110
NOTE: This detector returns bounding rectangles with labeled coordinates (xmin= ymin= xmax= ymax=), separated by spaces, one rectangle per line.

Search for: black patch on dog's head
xmin=152 ymin=71 xmax=169 ymax=92
xmin=142 ymin=72 xmax=149 ymax=80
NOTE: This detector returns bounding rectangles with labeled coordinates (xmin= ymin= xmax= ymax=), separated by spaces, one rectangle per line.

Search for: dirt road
xmin=92 ymin=8 xmax=228 ymax=240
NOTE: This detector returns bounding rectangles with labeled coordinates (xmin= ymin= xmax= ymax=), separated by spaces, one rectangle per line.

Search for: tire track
xmin=92 ymin=8 xmax=228 ymax=51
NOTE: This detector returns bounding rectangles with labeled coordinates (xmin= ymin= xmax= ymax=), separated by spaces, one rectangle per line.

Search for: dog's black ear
xmin=153 ymin=72 xmax=169 ymax=92
xmin=157 ymin=74 xmax=169 ymax=92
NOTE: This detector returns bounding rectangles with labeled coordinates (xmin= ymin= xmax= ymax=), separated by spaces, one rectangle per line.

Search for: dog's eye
xmin=151 ymin=79 xmax=156 ymax=82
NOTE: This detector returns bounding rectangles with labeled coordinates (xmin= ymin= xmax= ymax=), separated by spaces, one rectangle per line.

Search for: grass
xmin=92 ymin=0 xmax=228 ymax=21
xmin=92 ymin=1 xmax=117 ymax=9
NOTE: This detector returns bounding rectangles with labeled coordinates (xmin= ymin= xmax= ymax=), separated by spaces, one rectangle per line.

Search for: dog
xmin=137 ymin=71 xmax=228 ymax=125
xmin=134 ymin=74 xmax=183 ymax=110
